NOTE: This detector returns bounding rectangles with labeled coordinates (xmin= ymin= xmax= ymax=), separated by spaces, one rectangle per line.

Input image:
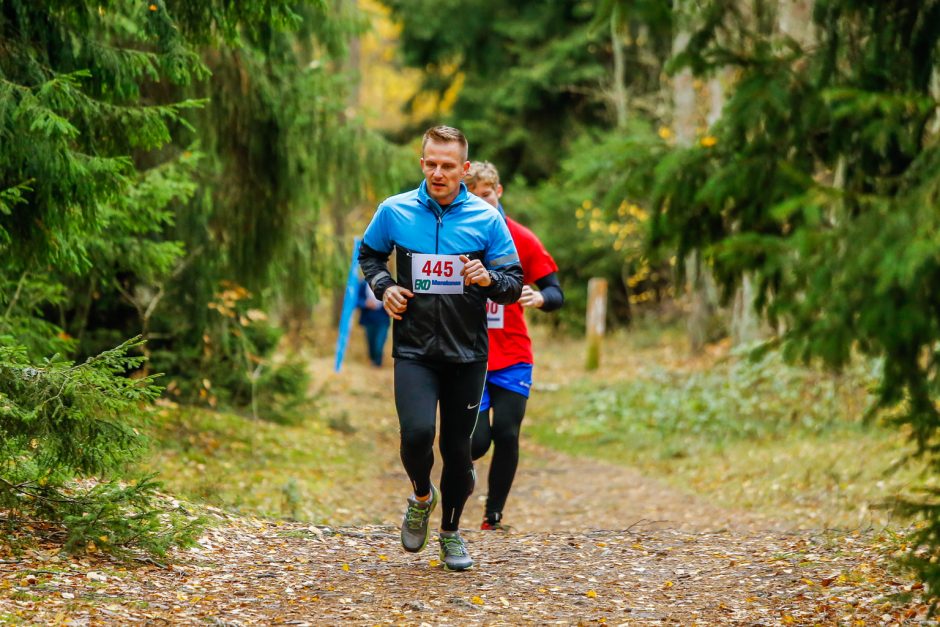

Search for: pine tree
xmin=0 ymin=339 xmax=201 ymax=554
xmin=0 ymin=0 xmax=373 ymax=553
xmin=641 ymin=0 xmax=940 ymax=595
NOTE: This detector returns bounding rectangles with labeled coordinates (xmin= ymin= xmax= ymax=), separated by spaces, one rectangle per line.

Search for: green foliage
xmin=154 ymin=282 xmax=310 ymax=423
xmin=0 ymin=272 xmax=72 ymax=358
xmin=513 ymin=123 xmax=672 ymax=328
xmin=187 ymin=41 xmax=406 ymax=300
xmin=0 ymin=0 xmax=207 ymax=272
xmin=0 ymin=338 xmax=200 ymax=555
xmin=381 ymin=0 xmax=674 ymax=180
xmin=0 ymin=0 xmax=398 ymax=555
xmin=637 ymin=0 xmax=940 ymax=596
xmin=2 ymin=0 xmax=407 ymax=417
xmin=381 ymin=0 xmax=612 ymax=181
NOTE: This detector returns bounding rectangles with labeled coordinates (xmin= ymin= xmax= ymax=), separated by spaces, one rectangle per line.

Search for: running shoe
xmin=400 ymin=484 xmax=439 ymax=553
xmin=438 ymin=532 xmax=473 ymax=571
xmin=480 ymin=512 xmax=507 ymax=531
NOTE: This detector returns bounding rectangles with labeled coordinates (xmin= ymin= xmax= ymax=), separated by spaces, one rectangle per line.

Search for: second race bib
xmin=486 ymin=300 xmax=504 ymax=329
xmin=411 ymin=253 xmax=465 ymax=294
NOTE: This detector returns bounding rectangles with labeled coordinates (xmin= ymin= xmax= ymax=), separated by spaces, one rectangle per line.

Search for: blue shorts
xmin=479 ymin=363 xmax=533 ymax=412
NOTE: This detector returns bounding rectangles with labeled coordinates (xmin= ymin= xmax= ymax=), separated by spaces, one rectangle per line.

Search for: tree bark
xmin=610 ymin=5 xmax=628 ymax=129
xmin=673 ymin=6 xmax=718 ymax=354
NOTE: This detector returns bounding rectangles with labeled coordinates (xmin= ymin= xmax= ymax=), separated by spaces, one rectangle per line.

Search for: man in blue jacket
xmin=358 ymin=126 xmax=523 ymax=571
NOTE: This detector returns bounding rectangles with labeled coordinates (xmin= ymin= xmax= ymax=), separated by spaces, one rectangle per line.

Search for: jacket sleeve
xmin=484 ymin=261 xmax=523 ymax=304
xmin=358 ymin=203 xmax=398 ymax=300
xmin=358 ymin=242 xmax=396 ymax=301
xmin=534 ymin=272 xmax=564 ymax=312
xmin=483 ymin=212 xmax=523 ymax=305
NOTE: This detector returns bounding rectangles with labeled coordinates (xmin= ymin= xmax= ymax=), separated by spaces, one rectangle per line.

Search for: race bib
xmin=486 ymin=300 xmax=504 ymax=329
xmin=411 ymin=253 xmax=465 ymax=294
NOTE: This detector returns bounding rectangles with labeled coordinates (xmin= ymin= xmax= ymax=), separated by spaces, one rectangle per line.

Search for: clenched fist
xmin=459 ymin=255 xmax=491 ymax=287
xmin=383 ymin=285 xmax=414 ymax=320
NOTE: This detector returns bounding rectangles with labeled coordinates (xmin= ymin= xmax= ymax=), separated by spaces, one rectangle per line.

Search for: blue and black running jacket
xmin=358 ymin=180 xmax=523 ymax=363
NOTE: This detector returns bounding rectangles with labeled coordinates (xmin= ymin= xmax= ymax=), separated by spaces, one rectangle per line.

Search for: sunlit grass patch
xmin=529 ymin=346 xmax=924 ymax=528
xmin=138 ymin=405 xmax=380 ymax=523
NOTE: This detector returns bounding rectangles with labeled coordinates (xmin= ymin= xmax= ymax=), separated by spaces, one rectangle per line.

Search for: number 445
xmin=422 ymin=260 xmax=454 ymax=277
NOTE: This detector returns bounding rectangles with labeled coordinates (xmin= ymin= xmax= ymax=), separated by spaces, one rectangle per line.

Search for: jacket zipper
xmin=435 ymin=203 xmax=452 ymax=253
xmin=433 ymin=203 xmax=452 ymax=357
xmin=435 ymin=212 xmax=441 ymax=253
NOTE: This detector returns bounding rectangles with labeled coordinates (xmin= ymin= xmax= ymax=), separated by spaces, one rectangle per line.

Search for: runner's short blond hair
xmin=466 ymin=161 xmax=500 ymax=189
xmin=422 ymin=126 xmax=468 ymax=161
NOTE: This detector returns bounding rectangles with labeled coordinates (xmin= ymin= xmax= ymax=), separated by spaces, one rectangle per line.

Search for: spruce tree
xmin=0 ymin=0 xmax=361 ymax=553
xmin=636 ymin=0 xmax=940 ymax=595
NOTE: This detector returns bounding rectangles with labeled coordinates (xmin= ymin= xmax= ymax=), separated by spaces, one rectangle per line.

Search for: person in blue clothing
xmin=356 ymin=278 xmax=389 ymax=367
xmin=358 ymin=125 xmax=523 ymax=571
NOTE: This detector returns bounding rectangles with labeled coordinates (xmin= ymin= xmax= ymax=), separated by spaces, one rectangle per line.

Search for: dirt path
xmin=317 ymin=346 xmax=771 ymax=535
xmin=0 ymin=514 xmax=916 ymax=624
xmin=0 ymin=341 xmax=925 ymax=624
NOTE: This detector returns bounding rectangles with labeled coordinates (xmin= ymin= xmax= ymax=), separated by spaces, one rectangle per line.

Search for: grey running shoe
xmin=400 ymin=484 xmax=439 ymax=553
xmin=438 ymin=532 xmax=473 ymax=571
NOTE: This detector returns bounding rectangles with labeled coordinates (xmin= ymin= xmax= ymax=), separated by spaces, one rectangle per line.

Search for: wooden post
xmin=585 ymin=278 xmax=607 ymax=371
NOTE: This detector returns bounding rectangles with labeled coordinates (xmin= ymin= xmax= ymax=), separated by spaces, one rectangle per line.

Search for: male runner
xmin=358 ymin=127 xmax=523 ymax=571
xmin=466 ymin=161 xmax=564 ymax=530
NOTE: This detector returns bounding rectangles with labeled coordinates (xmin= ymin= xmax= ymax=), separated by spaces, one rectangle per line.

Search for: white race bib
xmin=411 ymin=253 xmax=465 ymax=294
xmin=486 ymin=299 xmax=504 ymax=329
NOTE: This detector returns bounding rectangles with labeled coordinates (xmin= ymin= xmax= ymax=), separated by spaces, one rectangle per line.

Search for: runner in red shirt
xmin=466 ymin=162 xmax=564 ymax=530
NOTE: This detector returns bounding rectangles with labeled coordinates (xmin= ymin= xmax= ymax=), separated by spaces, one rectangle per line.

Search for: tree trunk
xmin=585 ymin=278 xmax=608 ymax=371
xmin=706 ymin=66 xmax=760 ymax=347
xmin=672 ymin=29 xmax=696 ymax=144
xmin=777 ymin=0 xmax=813 ymax=42
xmin=733 ymin=0 xmax=816 ymax=343
xmin=728 ymin=0 xmax=815 ymax=348
xmin=673 ymin=7 xmax=718 ymax=354
xmin=610 ymin=5 xmax=628 ymax=129
xmin=731 ymin=274 xmax=761 ymax=345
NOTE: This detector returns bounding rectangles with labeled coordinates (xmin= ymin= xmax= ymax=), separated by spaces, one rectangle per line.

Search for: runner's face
xmin=421 ymin=140 xmax=469 ymax=206
xmin=468 ymin=181 xmax=502 ymax=209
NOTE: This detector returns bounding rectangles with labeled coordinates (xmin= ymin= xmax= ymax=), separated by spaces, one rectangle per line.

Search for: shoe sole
xmin=438 ymin=546 xmax=473 ymax=571
xmin=439 ymin=551 xmax=474 ymax=571
xmin=442 ymin=563 xmax=474 ymax=572
xmin=402 ymin=485 xmax=439 ymax=553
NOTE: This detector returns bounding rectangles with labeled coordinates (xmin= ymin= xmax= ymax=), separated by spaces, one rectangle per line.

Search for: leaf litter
xmin=0 ymin=515 xmax=928 ymax=624
xmin=0 ymin=341 xmax=931 ymax=624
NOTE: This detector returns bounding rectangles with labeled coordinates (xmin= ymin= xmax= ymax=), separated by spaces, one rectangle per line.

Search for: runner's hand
xmin=383 ymin=285 xmax=414 ymax=320
xmin=459 ymin=255 xmax=492 ymax=287
xmin=518 ymin=285 xmax=544 ymax=309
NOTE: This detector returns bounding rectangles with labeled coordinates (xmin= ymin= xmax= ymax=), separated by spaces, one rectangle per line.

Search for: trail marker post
xmin=585 ymin=278 xmax=607 ymax=371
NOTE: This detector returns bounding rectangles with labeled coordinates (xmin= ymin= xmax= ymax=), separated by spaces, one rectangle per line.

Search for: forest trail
xmin=0 ymin=337 xmax=923 ymax=624
xmin=311 ymin=344 xmax=771 ymax=535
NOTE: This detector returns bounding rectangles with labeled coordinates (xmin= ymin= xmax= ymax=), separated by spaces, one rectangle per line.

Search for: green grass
xmin=137 ymin=404 xmax=382 ymax=523
xmin=527 ymin=341 xmax=927 ymax=529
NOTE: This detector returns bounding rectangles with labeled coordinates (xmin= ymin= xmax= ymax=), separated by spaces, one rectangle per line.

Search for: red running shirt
xmin=487 ymin=217 xmax=558 ymax=371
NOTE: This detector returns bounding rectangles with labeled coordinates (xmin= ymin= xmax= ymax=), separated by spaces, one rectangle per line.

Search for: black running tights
xmin=394 ymin=358 xmax=487 ymax=532
xmin=470 ymin=385 xmax=528 ymax=517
